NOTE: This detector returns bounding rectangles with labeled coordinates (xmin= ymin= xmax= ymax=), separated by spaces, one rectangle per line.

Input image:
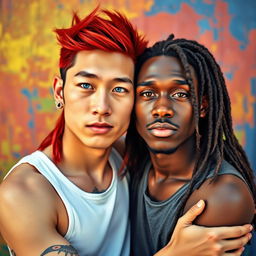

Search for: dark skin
xmin=135 ymin=55 xmax=255 ymax=241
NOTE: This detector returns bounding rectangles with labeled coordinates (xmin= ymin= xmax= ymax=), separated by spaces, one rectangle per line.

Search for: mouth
xmin=86 ymin=122 xmax=113 ymax=134
xmin=147 ymin=122 xmax=178 ymax=138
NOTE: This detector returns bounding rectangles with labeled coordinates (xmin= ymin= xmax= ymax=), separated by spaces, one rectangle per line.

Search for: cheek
xmin=135 ymin=102 xmax=149 ymax=124
xmin=116 ymin=98 xmax=134 ymax=126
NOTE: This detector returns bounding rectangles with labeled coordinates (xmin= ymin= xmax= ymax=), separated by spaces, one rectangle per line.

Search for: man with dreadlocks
xmin=125 ymin=34 xmax=256 ymax=256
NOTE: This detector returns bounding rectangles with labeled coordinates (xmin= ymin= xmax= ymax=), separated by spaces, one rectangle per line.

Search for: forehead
xmin=67 ymin=50 xmax=134 ymax=79
xmin=137 ymin=55 xmax=197 ymax=84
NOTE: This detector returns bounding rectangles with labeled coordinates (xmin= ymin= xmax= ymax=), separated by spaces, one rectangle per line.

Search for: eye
xmin=113 ymin=87 xmax=128 ymax=93
xmin=139 ymin=90 xmax=157 ymax=99
xmin=172 ymin=91 xmax=190 ymax=99
xmin=79 ymin=82 xmax=93 ymax=89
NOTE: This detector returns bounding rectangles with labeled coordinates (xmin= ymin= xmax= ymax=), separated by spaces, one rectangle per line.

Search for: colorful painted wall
xmin=0 ymin=0 xmax=255 ymax=255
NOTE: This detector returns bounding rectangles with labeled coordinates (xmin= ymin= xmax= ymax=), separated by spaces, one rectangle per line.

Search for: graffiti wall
xmin=0 ymin=0 xmax=255 ymax=255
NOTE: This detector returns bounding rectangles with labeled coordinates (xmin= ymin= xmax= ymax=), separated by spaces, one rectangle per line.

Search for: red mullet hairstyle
xmin=38 ymin=7 xmax=148 ymax=163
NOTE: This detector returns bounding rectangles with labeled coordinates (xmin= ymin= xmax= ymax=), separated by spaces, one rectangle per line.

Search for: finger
xmin=223 ymin=247 xmax=244 ymax=256
xmin=179 ymin=200 xmax=205 ymax=226
xmin=222 ymin=233 xmax=252 ymax=252
xmin=206 ymin=224 xmax=253 ymax=240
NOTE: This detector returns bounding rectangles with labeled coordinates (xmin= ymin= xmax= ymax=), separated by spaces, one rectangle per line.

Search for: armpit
xmin=183 ymin=174 xmax=255 ymax=226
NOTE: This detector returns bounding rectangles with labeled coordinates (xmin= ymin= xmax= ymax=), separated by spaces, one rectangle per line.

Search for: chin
xmin=148 ymin=146 xmax=178 ymax=155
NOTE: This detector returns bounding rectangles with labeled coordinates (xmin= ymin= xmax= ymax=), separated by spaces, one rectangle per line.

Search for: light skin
xmin=134 ymin=55 xmax=254 ymax=255
xmin=0 ymin=50 xmax=135 ymax=256
xmin=0 ymin=51 xmax=252 ymax=256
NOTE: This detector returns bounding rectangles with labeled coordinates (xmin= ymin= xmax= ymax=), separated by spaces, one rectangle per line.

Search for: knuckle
xmin=176 ymin=217 xmax=183 ymax=226
xmin=212 ymin=244 xmax=222 ymax=255
xmin=207 ymin=231 xmax=218 ymax=241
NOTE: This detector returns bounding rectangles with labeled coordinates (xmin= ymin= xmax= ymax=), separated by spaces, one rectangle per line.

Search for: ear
xmin=53 ymin=75 xmax=64 ymax=104
xmin=200 ymin=96 xmax=208 ymax=118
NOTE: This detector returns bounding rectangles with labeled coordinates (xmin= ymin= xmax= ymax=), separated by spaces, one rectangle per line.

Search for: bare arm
xmin=155 ymin=174 xmax=255 ymax=256
xmin=183 ymin=174 xmax=255 ymax=226
xmin=155 ymin=201 xmax=252 ymax=256
xmin=0 ymin=164 xmax=79 ymax=256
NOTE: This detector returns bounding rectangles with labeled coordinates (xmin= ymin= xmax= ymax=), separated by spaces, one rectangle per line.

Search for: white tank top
xmin=5 ymin=148 xmax=130 ymax=256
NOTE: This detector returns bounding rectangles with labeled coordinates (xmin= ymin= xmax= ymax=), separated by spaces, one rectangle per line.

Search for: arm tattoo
xmin=41 ymin=245 xmax=79 ymax=256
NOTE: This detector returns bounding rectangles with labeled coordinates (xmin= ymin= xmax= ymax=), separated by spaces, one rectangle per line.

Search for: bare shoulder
xmin=183 ymin=174 xmax=255 ymax=226
xmin=0 ymin=164 xmax=56 ymax=244
xmin=0 ymin=163 xmax=57 ymax=204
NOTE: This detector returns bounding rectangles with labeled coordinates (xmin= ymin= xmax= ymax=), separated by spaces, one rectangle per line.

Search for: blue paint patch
xmin=21 ymin=88 xmax=36 ymax=141
xmin=28 ymin=120 xmax=34 ymax=129
xmin=32 ymin=88 xmax=38 ymax=98
xmin=198 ymin=19 xmax=219 ymax=39
xmin=21 ymin=88 xmax=31 ymax=98
xmin=28 ymin=105 xmax=34 ymax=114
xmin=225 ymin=72 xmax=233 ymax=80
xmin=146 ymin=0 xmax=215 ymax=18
xmin=236 ymin=80 xmax=256 ymax=172
xmin=198 ymin=19 xmax=211 ymax=34
xmin=251 ymin=77 xmax=256 ymax=96
xmin=236 ymin=123 xmax=256 ymax=172
xmin=12 ymin=152 xmax=21 ymax=158
xmin=49 ymin=87 xmax=54 ymax=95
xmin=213 ymin=27 xmax=219 ymax=40
xmin=223 ymin=0 xmax=256 ymax=49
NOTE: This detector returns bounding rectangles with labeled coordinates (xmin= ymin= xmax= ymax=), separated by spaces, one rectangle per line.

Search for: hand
xmin=155 ymin=200 xmax=253 ymax=256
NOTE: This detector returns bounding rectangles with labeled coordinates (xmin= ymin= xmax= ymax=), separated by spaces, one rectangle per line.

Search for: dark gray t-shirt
xmin=130 ymin=160 xmax=247 ymax=256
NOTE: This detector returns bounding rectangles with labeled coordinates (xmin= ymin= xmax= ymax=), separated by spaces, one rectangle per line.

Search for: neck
xmin=55 ymin=129 xmax=112 ymax=178
xmin=149 ymin=136 xmax=198 ymax=181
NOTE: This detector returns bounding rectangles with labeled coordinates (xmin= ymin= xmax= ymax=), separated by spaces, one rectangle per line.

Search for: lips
xmin=86 ymin=122 xmax=113 ymax=134
xmin=147 ymin=122 xmax=177 ymax=137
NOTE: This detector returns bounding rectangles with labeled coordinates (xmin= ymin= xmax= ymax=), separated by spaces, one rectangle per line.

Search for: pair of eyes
xmin=79 ymin=82 xmax=129 ymax=93
xmin=138 ymin=89 xmax=190 ymax=99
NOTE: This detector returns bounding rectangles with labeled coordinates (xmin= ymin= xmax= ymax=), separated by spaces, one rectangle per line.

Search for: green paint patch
xmin=0 ymin=243 xmax=9 ymax=256
xmin=38 ymin=98 xmax=55 ymax=112
xmin=234 ymin=129 xmax=245 ymax=145
xmin=13 ymin=144 xmax=21 ymax=152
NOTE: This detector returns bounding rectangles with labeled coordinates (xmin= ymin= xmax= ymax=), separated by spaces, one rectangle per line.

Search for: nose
xmin=151 ymin=96 xmax=174 ymax=118
xmin=91 ymin=89 xmax=112 ymax=116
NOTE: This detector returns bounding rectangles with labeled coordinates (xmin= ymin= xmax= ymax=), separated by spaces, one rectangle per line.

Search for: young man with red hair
xmin=0 ymin=8 xmax=252 ymax=256
xmin=0 ymin=8 xmax=146 ymax=256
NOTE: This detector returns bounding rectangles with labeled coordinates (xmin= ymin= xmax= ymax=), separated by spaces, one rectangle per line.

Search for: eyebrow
xmin=114 ymin=77 xmax=133 ymax=85
xmin=137 ymin=81 xmax=155 ymax=87
xmin=174 ymin=79 xmax=189 ymax=85
xmin=74 ymin=71 xmax=98 ymax=79
xmin=137 ymin=79 xmax=188 ymax=87
xmin=74 ymin=71 xmax=133 ymax=85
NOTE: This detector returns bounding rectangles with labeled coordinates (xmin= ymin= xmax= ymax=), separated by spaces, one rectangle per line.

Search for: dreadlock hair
xmin=38 ymin=7 xmax=147 ymax=163
xmin=125 ymin=34 xmax=256 ymax=234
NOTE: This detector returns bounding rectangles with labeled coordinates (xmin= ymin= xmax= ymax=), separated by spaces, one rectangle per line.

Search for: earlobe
xmin=200 ymin=96 xmax=208 ymax=118
xmin=200 ymin=107 xmax=207 ymax=118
